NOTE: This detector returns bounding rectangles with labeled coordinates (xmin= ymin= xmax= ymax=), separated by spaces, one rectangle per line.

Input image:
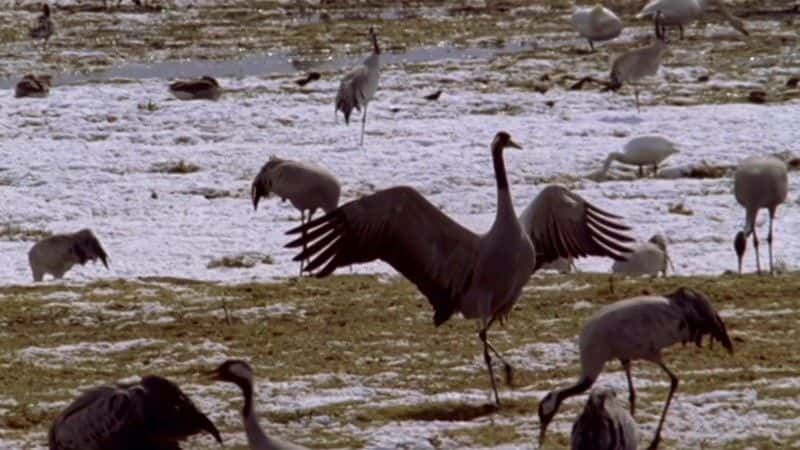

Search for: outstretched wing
xmin=286 ymin=186 xmax=479 ymax=326
xmin=71 ymin=229 xmax=109 ymax=268
xmin=49 ymin=386 xmax=144 ymax=450
xmin=518 ymin=185 xmax=634 ymax=271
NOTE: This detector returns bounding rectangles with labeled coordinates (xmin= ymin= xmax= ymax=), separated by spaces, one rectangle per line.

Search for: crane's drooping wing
xmin=286 ymin=186 xmax=480 ymax=326
xmin=71 ymin=230 xmax=109 ymax=268
xmin=49 ymin=386 xmax=144 ymax=450
xmin=518 ymin=185 xmax=635 ymax=271
xmin=335 ymin=66 xmax=369 ymax=125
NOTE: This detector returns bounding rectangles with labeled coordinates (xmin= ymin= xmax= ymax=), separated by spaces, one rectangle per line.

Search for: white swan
xmin=602 ymin=135 xmax=679 ymax=177
xmin=638 ymin=0 xmax=748 ymax=39
xmin=570 ymin=5 xmax=623 ymax=51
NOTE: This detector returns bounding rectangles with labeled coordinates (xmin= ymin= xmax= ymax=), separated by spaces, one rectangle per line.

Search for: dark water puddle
xmin=0 ymin=42 xmax=530 ymax=89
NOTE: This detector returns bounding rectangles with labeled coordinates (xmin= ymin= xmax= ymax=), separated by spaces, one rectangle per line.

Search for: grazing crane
xmin=612 ymin=233 xmax=674 ymax=277
xmin=335 ymin=26 xmax=380 ymax=146
xmin=638 ymin=0 xmax=748 ymax=40
xmin=601 ymin=136 xmax=679 ymax=177
xmin=29 ymin=3 xmax=54 ymax=50
xmin=210 ymin=360 xmax=310 ymax=450
xmin=570 ymin=5 xmax=623 ymax=51
xmin=286 ymin=131 xmax=634 ymax=405
xmin=49 ymin=375 xmax=222 ymax=450
xmin=252 ymin=156 xmax=341 ymax=275
xmin=733 ymin=155 xmax=788 ymax=274
xmin=295 ymin=72 xmax=321 ymax=87
xmin=610 ymin=12 xmax=667 ymax=112
xmin=28 ymin=229 xmax=108 ymax=282
xmin=538 ymin=287 xmax=733 ymax=449
xmin=571 ymin=387 xmax=638 ymax=450
xmin=15 ymin=74 xmax=51 ymax=98
xmin=169 ymin=76 xmax=222 ymax=100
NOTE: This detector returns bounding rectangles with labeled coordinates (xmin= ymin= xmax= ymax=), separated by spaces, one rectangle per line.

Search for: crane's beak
xmin=508 ymin=139 xmax=522 ymax=150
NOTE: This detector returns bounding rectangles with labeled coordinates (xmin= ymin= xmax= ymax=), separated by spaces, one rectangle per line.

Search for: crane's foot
xmin=647 ymin=435 xmax=661 ymax=450
xmin=503 ymin=363 xmax=513 ymax=387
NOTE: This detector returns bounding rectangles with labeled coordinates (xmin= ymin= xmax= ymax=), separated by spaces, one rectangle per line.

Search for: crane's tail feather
xmin=668 ymin=287 xmax=734 ymax=355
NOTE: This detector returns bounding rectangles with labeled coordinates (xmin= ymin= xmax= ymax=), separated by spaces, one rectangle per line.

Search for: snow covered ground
xmin=1 ymin=51 xmax=798 ymax=284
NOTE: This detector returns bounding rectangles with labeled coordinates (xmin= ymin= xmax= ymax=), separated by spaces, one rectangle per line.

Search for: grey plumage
xmin=571 ymin=387 xmax=637 ymax=450
xmin=49 ymin=375 xmax=222 ymax=450
xmin=28 ymin=229 xmax=108 ymax=282
xmin=538 ymin=287 xmax=733 ymax=449
xmin=733 ymin=155 xmax=788 ymax=274
xmin=211 ymin=360 xmax=309 ymax=450
xmin=15 ymin=74 xmax=51 ymax=98
xmin=335 ymin=26 xmax=380 ymax=145
xmin=29 ymin=3 xmax=54 ymax=50
xmin=286 ymin=132 xmax=634 ymax=405
xmin=610 ymin=12 xmax=667 ymax=112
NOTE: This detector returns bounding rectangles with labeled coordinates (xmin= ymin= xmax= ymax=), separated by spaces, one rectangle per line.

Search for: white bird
xmin=210 ymin=360 xmax=309 ymax=450
xmin=28 ymin=229 xmax=109 ymax=282
xmin=570 ymin=5 xmax=623 ymax=51
xmin=29 ymin=3 xmax=54 ymax=50
xmin=538 ymin=287 xmax=733 ymax=449
xmin=49 ymin=375 xmax=222 ymax=450
xmin=612 ymin=233 xmax=674 ymax=277
xmin=541 ymin=257 xmax=577 ymax=274
xmin=286 ymin=131 xmax=635 ymax=405
xmin=251 ymin=156 xmax=341 ymax=274
xmin=571 ymin=387 xmax=638 ymax=450
xmin=335 ymin=26 xmax=380 ymax=146
xmin=602 ymin=136 xmax=679 ymax=177
xmin=638 ymin=0 xmax=748 ymax=40
xmin=610 ymin=13 xmax=667 ymax=112
xmin=733 ymin=155 xmax=788 ymax=274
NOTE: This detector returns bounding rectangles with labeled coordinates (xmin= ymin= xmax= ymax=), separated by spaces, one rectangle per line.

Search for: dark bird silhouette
xmin=286 ymin=131 xmax=634 ymax=405
xmin=49 ymin=375 xmax=222 ymax=450
xmin=29 ymin=3 xmax=54 ymax=50
xmin=295 ymin=72 xmax=321 ymax=87
xmin=28 ymin=229 xmax=108 ymax=282
xmin=538 ymin=287 xmax=733 ymax=449
xmin=15 ymin=74 xmax=51 ymax=98
xmin=169 ymin=76 xmax=222 ymax=100
xmin=423 ymin=89 xmax=443 ymax=101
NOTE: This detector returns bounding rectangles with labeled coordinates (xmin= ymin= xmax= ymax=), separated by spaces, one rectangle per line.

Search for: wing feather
xmin=286 ymin=186 xmax=479 ymax=326
xmin=519 ymin=185 xmax=635 ymax=270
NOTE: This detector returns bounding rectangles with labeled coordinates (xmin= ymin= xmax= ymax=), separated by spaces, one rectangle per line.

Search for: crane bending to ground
xmin=286 ymin=131 xmax=634 ymax=405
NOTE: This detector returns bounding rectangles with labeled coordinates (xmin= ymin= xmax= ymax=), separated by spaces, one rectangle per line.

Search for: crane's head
xmin=654 ymin=10 xmax=667 ymax=43
xmin=71 ymin=229 xmax=109 ymax=269
xmin=734 ymin=231 xmax=747 ymax=274
xmin=537 ymin=391 xmax=559 ymax=445
xmin=139 ymin=375 xmax=222 ymax=445
xmin=369 ymin=26 xmax=380 ymax=54
xmin=649 ymin=233 xmax=668 ymax=252
xmin=209 ymin=359 xmax=254 ymax=391
xmin=491 ymin=131 xmax=522 ymax=152
xmin=41 ymin=3 xmax=50 ymax=16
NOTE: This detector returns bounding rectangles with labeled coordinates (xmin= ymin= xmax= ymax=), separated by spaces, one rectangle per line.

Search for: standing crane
xmin=733 ymin=155 xmax=788 ymax=274
xmin=335 ymin=27 xmax=380 ymax=146
xmin=28 ymin=229 xmax=109 ymax=282
xmin=286 ymin=131 xmax=634 ymax=405
xmin=29 ymin=3 xmax=54 ymax=50
xmin=538 ymin=287 xmax=733 ymax=449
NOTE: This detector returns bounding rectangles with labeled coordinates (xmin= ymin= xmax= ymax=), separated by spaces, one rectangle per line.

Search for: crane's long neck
xmin=238 ymin=380 xmax=270 ymax=449
xmin=554 ymin=376 xmax=594 ymax=413
xmin=492 ymin=144 xmax=515 ymax=220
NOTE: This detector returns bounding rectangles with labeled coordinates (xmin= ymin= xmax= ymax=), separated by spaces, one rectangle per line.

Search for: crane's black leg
xmin=752 ymin=228 xmax=761 ymax=275
xmin=768 ymin=207 xmax=776 ymax=274
xmin=638 ymin=165 xmax=644 ymax=178
xmin=647 ymin=362 xmax=679 ymax=450
xmin=621 ymin=359 xmax=636 ymax=416
xmin=360 ymin=103 xmax=368 ymax=147
xmin=679 ymin=25 xmax=684 ymax=40
xmin=589 ymin=40 xmax=595 ymax=52
xmin=299 ymin=210 xmax=306 ymax=276
xmin=478 ymin=327 xmax=500 ymax=406
xmin=634 ymin=87 xmax=641 ymax=113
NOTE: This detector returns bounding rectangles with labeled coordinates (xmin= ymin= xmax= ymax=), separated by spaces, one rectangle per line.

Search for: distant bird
xmin=638 ymin=0 xmax=748 ymax=40
xmin=538 ymin=287 xmax=733 ymax=449
xmin=610 ymin=12 xmax=668 ymax=112
xmin=28 ymin=229 xmax=108 ymax=282
xmin=423 ymin=89 xmax=443 ymax=101
xmin=286 ymin=131 xmax=634 ymax=405
xmin=602 ymin=136 xmax=679 ymax=177
xmin=733 ymin=155 xmax=788 ymax=274
xmin=169 ymin=76 xmax=222 ymax=100
xmin=210 ymin=360 xmax=309 ymax=450
xmin=612 ymin=233 xmax=673 ymax=277
xmin=571 ymin=387 xmax=638 ymax=450
xmin=49 ymin=375 xmax=222 ymax=450
xmin=335 ymin=26 xmax=380 ymax=146
xmin=570 ymin=5 xmax=624 ymax=51
xmin=15 ymin=74 xmax=51 ymax=98
xmin=295 ymin=71 xmax=321 ymax=87
xmin=252 ymin=156 xmax=340 ymax=275
xmin=541 ymin=257 xmax=577 ymax=274
xmin=29 ymin=3 xmax=54 ymax=50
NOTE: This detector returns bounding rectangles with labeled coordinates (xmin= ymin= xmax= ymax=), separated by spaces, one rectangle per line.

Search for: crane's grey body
xmin=733 ymin=155 xmax=788 ymax=274
xmin=15 ymin=74 xmax=51 ymax=98
xmin=638 ymin=0 xmax=748 ymax=39
xmin=572 ymin=387 xmax=637 ymax=450
xmin=335 ymin=27 xmax=380 ymax=146
xmin=602 ymin=136 xmax=678 ymax=177
xmin=28 ymin=229 xmax=108 ymax=282
xmin=612 ymin=234 xmax=671 ymax=277
xmin=610 ymin=14 xmax=667 ymax=112
xmin=287 ymin=132 xmax=634 ymax=405
xmin=539 ymin=287 xmax=732 ymax=449
xmin=211 ymin=360 xmax=309 ymax=450
xmin=49 ymin=375 xmax=221 ymax=450
xmin=570 ymin=5 xmax=623 ymax=51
